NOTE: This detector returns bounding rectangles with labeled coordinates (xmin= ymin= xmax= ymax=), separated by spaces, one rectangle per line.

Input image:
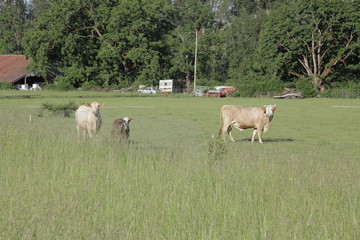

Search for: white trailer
xmin=159 ymin=79 xmax=186 ymax=93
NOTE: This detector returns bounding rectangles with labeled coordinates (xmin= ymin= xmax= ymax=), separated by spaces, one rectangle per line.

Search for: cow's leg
xmin=219 ymin=125 xmax=225 ymax=141
xmin=257 ymin=129 xmax=263 ymax=143
xmin=82 ymin=130 xmax=87 ymax=140
xmin=221 ymin=123 xmax=229 ymax=141
xmin=227 ymin=125 xmax=235 ymax=142
xmin=251 ymin=129 xmax=257 ymax=142
xmin=228 ymin=122 xmax=242 ymax=142
xmin=76 ymin=126 xmax=81 ymax=143
xmin=87 ymin=128 xmax=93 ymax=138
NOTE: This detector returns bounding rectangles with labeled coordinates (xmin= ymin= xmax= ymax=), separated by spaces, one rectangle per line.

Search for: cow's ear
xmin=99 ymin=103 xmax=105 ymax=107
xmin=272 ymin=106 xmax=277 ymax=111
xmin=85 ymin=103 xmax=92 ymax=107
xmin=261 ymin=107 xmax=266 ymax=113
xmin=129 ymin=118 xmax=135 ymax=122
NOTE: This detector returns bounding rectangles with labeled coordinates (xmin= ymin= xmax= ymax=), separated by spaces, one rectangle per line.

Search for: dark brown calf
xmin=111 ymin=117 xmax=134 ymax=141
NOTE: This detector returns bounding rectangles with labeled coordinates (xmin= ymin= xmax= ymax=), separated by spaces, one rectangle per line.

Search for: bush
xmin=207 ymin=136 xmax=226 ymax=163
xmin=0 ymin=82 xmax=13 ymax=90
xmin=80 ymin=81 xmax=102 ymax=90
xmin=231 ymin=90 xmax=241 ymax=98
xmin=41 ymin=101 xmax=78 ymax=117
xmin=235 ymin=83 xmax=256 ymax=97
xmin=258 ymin=78 xmax=284 ymax=95
xmin=296 ymin=80 xmax=316 ymax=97
xmin=320 ymin=89 xmax=360 ymax=98
xmin=51 ymin=76 xmax=75 ymax=91
xmin=233 ymin=78 xmax=284 ymax=97
xmin=330 ymin=80 xmax=360 ymax=90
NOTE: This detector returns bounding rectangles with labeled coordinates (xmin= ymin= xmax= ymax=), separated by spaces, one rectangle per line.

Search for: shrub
xmin=41 ymin=101 xmax=78 ymax=117
xmin=231 ymin=90 xmax=241 ymax=98
xmin=81 ymin=81 xmax=102 ymax=90
xmin=233 ymin=78 xmax=284 ymax=97
xmin=207 ymin=136 xmax=226 ymax=163
xmin=52 ymin=76 xmax=75 ymax=91
xmin=296 ymin=80 xmax=316 ymax=97
xmin=235 ymin=83 xmax=257 ymax=97
xmin=330 ymin=80 xmax=360 ymax=90
xmin=0 ymin=82 xmax=13 ymax=90
xmin=254 ymin=79 xmax=284 ymax=96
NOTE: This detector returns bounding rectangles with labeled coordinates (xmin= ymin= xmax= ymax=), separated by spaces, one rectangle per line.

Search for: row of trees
xmin=0 ymin=0 xmax=359 ymax=95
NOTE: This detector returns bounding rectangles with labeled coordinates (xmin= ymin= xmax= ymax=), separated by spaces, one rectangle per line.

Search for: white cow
xmin=75 ymin=102 xmax=104 ymax=141
xmin=219 ymin=105 xmax=277 ymax=143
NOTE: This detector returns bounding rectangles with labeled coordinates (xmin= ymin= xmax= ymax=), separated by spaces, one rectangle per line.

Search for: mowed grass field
xmin=0 ymin=90 xmax=359 ymax=239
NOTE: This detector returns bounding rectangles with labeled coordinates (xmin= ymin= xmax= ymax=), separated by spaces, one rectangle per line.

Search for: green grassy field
xmin=1 ymin=90 xmax=359 ymax=239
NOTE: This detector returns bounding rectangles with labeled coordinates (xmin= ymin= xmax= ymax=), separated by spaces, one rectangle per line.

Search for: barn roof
xmin=0 ymin=55 xmax=32 ymax=83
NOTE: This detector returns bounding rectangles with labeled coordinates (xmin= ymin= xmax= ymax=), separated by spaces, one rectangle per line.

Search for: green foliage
xmin=51 ymin=76 xmax=75 ymax=91
xmin=207 ymin=136 xmax=226 ymax=163
xmin=167 ymin=0 xmax=215 ymax=91
xmin=80 ymin=81 xmax=102 ymax=91
xmin=0 ymin=82 xmax=13 ymax=90
xmin=22 ymin=0 xmax=173 ymax=87
xmin=296 ymin=80 xmax=317 ymax=98
xmin=257 ymin=0 xmax=360 ymax=88
xmin=320 ymin=89 xmax=360 ymax=98
xmin=330 ymin=80 xmax=360 ymax=90
xmin=1 ymin=0 xmax=358 ymax=94
xmin=320 ymin=80 xmax=360 ymax=98
xmin=0 ymin=0 xmax=29 ymax=54
xmin=232 ymin=78 xmax=284 ymax=97
xmin=41 ymin=101 xmax=78 ymax=117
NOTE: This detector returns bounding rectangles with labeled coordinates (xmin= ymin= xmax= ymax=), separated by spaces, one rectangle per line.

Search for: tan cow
xmin=218 ymin=105 xmax=277 ymax=143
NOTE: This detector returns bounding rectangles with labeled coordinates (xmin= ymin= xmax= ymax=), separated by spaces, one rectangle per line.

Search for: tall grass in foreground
xmin=1 ymin=97 xmax=359 ymax=239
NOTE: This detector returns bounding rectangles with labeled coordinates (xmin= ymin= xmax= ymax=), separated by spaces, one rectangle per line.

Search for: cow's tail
xmin=218 ymin=107 xmax=223 ymax=136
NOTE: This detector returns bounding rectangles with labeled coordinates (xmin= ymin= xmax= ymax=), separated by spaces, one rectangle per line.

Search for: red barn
xmin=0 ymin=55 xmax=41 ymax=89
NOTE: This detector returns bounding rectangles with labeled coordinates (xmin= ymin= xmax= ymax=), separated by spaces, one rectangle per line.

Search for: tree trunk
xmin=311 ymin=75 xmax=322 ymax=90
xmin=193 ymin=30 xmax=198 ymax=97
xmin=185 ymin=71 xmax=191 ymax=93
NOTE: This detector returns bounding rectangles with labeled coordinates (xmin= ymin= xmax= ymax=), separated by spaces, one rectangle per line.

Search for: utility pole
xmin=193 ymin=30 xmax=198 ymax=97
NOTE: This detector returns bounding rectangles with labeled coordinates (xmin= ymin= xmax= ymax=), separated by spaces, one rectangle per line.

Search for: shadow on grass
xmin=240 ymin=138 xmax=295 ymax=143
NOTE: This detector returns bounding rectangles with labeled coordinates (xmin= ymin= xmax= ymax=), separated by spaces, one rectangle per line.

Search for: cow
xmin=218 ymin=105 xmax=277 ymax=143
xmin=111 ymin=117 xmax=134 ymax=142
xmin=75 ymin=102 xmax=104 ymax=141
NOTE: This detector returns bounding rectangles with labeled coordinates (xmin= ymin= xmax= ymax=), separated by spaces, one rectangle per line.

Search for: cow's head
xmin=85 ymin=102 xmax=104 ymax=114
xmin=119 ymin=117 xmax=134 ymax=130
xmin=262 ymin=105 xmax=277 ymax=119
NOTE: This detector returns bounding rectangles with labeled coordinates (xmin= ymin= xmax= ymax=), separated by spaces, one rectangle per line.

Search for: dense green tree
xmin=2 ymin=0 xmax=357 ymax=93
xmin=215 ymin=0 xmax=291 ymax=88
xmin=197 ymin=30 xmax=230 ymax=85
xmin=22 ymin=0 xmax=173 ymax=88
xmin=258 ymin=0 xmax=359 ymax=90
xmin=103 ymin=0 xmax=173 ymax=86
xmin=167 ymin=0 xmax=214 ymax=92
xmin=27 ymin=0 xmax=52 ymax=20
xmin=0 ymin=0 xmax=29 ymax=54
